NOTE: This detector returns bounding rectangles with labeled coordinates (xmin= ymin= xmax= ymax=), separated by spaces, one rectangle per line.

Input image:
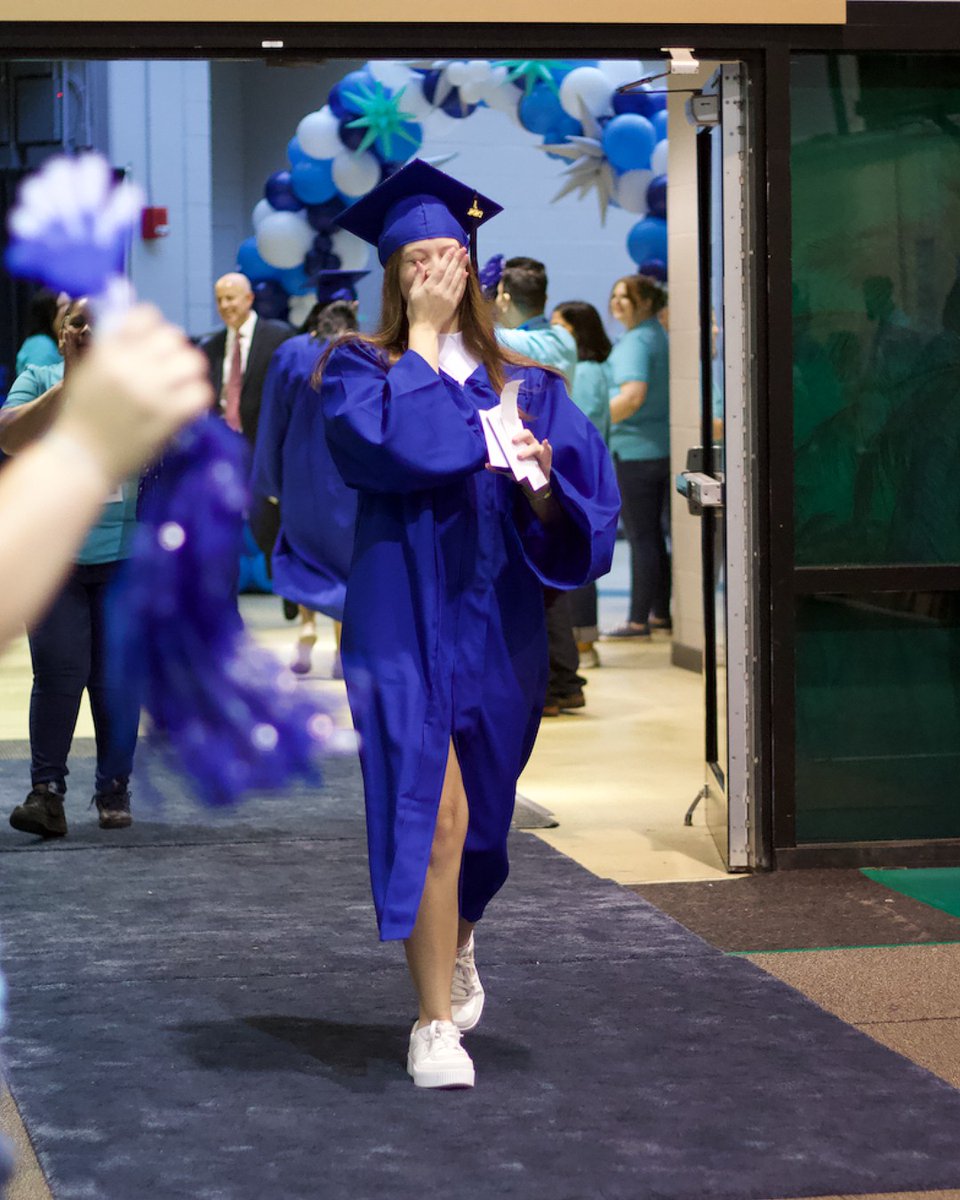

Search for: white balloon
xmin=445 ymin=60 xmax=469 ymax=86
xmin=483 ymin=80 xmax=522 ymax=120
xmin=367 ymin=60 xmax=414 ymax=91
xmin=256 ymin=211 xmax=314 ymax=269
xmin=651 ymin=139 xmax=669 ymax=177
xmin=252 ymin=198 xmax=277 ymax=230
xmin=597 ymin=60 xmax=645 ymax=91
xmin=559 ymin=66 xmax=614 ymax=120
xmin=286 ymin=293 xmax=317 ymax=328
xmin=332 ymin=149 xmax=380 ymax=198
xmin=615 ymin=168 xmax=653 ymax=214
xmin=330 ymin=228 xmax=371 ymax=271
xmin=465 ymin=59 xmax=491 ymax=84
xmin=399 ymin=74 xmax=433 ymax=120
xmin=296 ymin=107 xmax=342 ymax=160
xmin=459 ymin=79 xmax=486 ymax=105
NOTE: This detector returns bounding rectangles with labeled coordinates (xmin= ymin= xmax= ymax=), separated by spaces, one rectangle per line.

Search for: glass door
xmin=679 ymin=64 xmax=758 ymax=870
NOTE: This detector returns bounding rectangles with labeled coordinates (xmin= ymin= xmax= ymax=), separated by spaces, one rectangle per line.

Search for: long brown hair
xmin=314 ymin=249 xmax=546 ymax=392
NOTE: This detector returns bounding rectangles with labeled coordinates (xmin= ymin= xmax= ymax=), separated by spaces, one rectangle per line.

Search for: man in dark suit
xmin=199 ymin=272 xmax=293 ymax=587
xmin=199 ymin=272 xmax=293 ymax=454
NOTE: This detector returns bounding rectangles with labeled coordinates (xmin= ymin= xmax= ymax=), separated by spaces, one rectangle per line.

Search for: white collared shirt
xmin=438 ymin=331 xmax=480 ymax=385
xmin=221 ymin=311 xmax=258 ymax=396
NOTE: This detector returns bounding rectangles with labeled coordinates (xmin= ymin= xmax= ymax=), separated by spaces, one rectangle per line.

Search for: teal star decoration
xmin=343 ymin=80 xmax=420 ymax=161
xmin=494 ymin=60 xmax=572 ymax=97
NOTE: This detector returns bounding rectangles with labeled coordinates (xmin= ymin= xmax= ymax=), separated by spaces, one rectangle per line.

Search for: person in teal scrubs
xmin=604 ymin=273 xmax=671 ymax=639
xmin=0 ymin=298 xmax=141 ymax=837
xmin=550 ymin=300 xmax=613 ymax=668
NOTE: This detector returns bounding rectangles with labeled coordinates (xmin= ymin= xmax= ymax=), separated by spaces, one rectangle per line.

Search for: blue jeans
xmin=27 ymin=561 xmax=140 ymax=793
xmin=615 ymin=456 xmax=671 ymax=627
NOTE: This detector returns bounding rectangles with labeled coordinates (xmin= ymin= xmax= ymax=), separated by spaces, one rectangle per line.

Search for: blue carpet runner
xmin=1 ymin=755 xmax=960 ymax=1199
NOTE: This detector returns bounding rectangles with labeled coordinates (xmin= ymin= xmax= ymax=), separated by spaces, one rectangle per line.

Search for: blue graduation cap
xmin=334 ymin=158 xmax=502 ymax=268
xmin=315 ymin=268 xmax=369 ymax=305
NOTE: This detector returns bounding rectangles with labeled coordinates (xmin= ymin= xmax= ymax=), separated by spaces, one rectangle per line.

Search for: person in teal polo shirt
xmin=0 ymin=298 xmax=140 ymax=837
xmin=604 ymin=273 xmax=671 ymax=640
xmin=495 ymin=256 xmax=577 ymax=389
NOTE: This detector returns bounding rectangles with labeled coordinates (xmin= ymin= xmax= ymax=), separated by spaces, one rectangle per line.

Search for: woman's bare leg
xmin=405 ymin=742 xmax=468 ymax=1026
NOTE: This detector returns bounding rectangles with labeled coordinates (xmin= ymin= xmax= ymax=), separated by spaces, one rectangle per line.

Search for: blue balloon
xmin=305 ymin=246 xmax=342 ymax=274
xmin=420 ymin=72 xmax=476 ymax=118
xmin=639 ymin=257 xmax=667 ymax=283
xmin=287 ymin=136 xmax=308 ymax=167
xmin=291 ymin=158 xmax=337 ymax=205
xmin=338 ymin=118 xmax=366 ymax=152
xmin=652 ymin=110 xmax=668 ymax=142
xmin=278 ymin=264 xmax=312 ymax=296
xmin=236 ymin=236 xmax=282 ymax=283
xmin=328 ymin=69 xmax=373 ymax=120
xmin=612 ymin=89 xmax=658 ymax=119
xmin=541 ymin=113 xmax=583 ymax=160
xmin=519 ymin=84 xmax=566 ymax=135
xmin=419 ymin=69 xmax=443 ymax=105
xmin=306 ymin=196 xmax=346 ymax=233
xmin=627 ymin=216 xmax=668 ymax=269
xmin=647 ymin=174 xmax=668 ymax=220
xmin=253 ymin=279 xmax=288 ymax=320
xmin=440 ymin=89 xmax=476 ymax=120
xmin=264 ymin=170 xmax=304 ymax=213
xmin=602 ymin=114 xmax=657 ymax=172
xmin=644 ymin=89 xmax=667 ymax=114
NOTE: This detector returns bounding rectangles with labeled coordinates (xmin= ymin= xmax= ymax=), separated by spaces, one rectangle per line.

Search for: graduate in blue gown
xmin=252 ymin=273 xmax=366 ymax=675
xmin=319 ymin=160 xmax=620 ymax=1088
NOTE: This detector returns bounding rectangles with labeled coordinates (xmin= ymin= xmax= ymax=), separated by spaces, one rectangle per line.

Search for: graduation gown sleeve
xmin=507 ymin=367 xmax=621 ymax=591
xmin=321 ymin=339 xmax=487 ymax=493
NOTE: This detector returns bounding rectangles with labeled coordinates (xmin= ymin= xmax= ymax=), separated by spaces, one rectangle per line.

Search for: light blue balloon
xmin=287 ymin=136 xmax=308 ymax=166
xmin=626 ymin=216 xmax=668 ymax=268
xmin=291 ymin=158 xmax=337 ymax=205
xmin=652 ymin=110 xmax=668 ymax=142
xmin=602 ymin=113 xmax=657 ymax=172
xmin=236 ymin=236 xmax=282 ymax=282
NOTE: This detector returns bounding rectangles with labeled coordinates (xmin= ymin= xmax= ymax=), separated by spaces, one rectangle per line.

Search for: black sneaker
xmin=92 ymin=781 xmax=133 ymax=830
xmin=10 ymin=784 xmax=67 ymax=838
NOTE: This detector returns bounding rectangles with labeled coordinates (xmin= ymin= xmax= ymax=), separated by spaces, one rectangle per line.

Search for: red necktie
xmin=224 ymin=332 xmax=243 ymax=432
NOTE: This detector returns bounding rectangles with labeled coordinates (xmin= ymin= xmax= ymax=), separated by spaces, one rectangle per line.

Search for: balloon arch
xmin=236 ymin=59 xmax=669 ymax=325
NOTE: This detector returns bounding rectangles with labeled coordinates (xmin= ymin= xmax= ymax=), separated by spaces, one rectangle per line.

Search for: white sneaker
xmin=406 ymin=1020 xmax=475 ymax=1088
xmin=451 ymin=933 xmax=485 ymax=1032
xmin=290 ymin=637 xmax=315 ymax=675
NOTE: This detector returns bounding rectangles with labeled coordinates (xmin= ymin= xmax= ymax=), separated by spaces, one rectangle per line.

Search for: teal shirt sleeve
xmin=3 ymin=363 xmax=63 ymax=409
xmin=497 ymin=325 xmax=577 ymax=391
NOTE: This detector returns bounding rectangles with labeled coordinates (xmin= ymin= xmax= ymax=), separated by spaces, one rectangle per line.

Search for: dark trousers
xmin=569 ymin=582 xmax=598 ymax=641
xmin=615 ymin=456 xmax=671 ymax=626
xmin=545 ymin=589 xmax=585 ymax=701
xmin=27 ymin=561 xmax=140 ymax=794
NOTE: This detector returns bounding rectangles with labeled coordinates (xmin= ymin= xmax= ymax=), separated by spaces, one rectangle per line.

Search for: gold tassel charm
xmin=467 ymin=196 xmax=484 ymax=220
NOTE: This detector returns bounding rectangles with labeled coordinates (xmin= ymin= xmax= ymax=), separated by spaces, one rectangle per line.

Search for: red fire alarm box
xmin=141 ymin=206 xmax=169 ymax=240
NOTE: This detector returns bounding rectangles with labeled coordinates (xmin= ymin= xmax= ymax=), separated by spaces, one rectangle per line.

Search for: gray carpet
xmin=3 ymin=754 xmax=960 ymax=1198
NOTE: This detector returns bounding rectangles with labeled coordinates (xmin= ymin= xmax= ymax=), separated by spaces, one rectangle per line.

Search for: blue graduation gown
xmin=321 ymin=339 xmax=620 ymax=940
xmin=252 ymin=334 xmax=357 ymax=620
